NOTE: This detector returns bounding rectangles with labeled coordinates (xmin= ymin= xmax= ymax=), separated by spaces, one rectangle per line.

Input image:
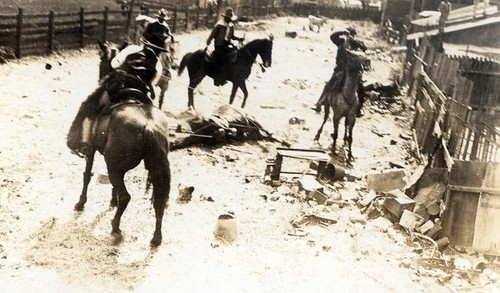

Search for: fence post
xmin=16 ymin=8 xmax=23 ymax=58
xmin=185 ymin=8 xmax=189 ymax=31
xmin=172 ymin=9 xmax=177 ymax=33
xmin=79 ymin=7 xmax=85 ymax=48
xmin=103 ymin=7 xmax=109 ymax=42
xmin=195 ymin=0 xmax=200 ymax=29
xmin=48 ymin=11 xmax=55 ymax=54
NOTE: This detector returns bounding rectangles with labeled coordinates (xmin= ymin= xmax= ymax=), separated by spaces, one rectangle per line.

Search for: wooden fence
xmin=0 ymin=1 xmax=384 ymax=59
xmin=408 ymin=39 xmax=500 ymax=164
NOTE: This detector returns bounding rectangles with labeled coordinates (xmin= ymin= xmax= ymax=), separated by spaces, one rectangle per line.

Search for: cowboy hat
xmin=221 ymin=8 xmax=237 ymax=21
xmin=141 ymin=34 xmax=168 ymax=52
xmin=155 ymin=8 xmax=170 ymax=20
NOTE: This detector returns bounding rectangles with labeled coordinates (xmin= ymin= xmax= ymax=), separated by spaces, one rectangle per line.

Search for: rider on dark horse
xmin=76 ymin=31 xmax=169 ymax=152
xmin=312 ymin=28 xmax=368 ymax=117
xmin=206 ymin=7 xmax=244 ymax=86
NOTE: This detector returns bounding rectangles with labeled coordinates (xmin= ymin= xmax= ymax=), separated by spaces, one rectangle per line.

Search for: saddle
xmin=204 ymin=48 xmax=238 ymax=64
xmin=102 ymin=70 xmax=153 ymax=105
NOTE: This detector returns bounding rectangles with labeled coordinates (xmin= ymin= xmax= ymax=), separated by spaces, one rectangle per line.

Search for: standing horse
xmin=67 ymin=88 xmax=171 ymax=247
xmin=314 ymin=51 xmax=367 ymax=161
xmin=177 ymin=35 xmax=273 ymax=109
xmin=97 ymin=39 xmax=178 ymax=109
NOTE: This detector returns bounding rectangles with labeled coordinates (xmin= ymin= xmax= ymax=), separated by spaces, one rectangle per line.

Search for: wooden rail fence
xmin=0 ymin=2 xmax=384 ymax=59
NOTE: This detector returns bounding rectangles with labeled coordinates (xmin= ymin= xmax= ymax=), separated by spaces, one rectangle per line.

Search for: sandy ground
xmin=0 ymin=17 xmax=466 ymax=292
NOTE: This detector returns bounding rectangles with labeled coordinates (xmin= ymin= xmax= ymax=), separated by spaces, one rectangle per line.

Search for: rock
xmin=299 ymin=175 xmax=323 ymax=192
xmin=276 ymin=185 xmax=292 ymax=195
xmin=483 ymin=269 xmax=498 ymax=282
xmin=400 ymin=258 xmax=412 ymax=268
xmin=370 ymin=216 xmax=393 ymax=232
xmin=177 ymin=184 xmax=194 ymax=203
xmin=349 ymin=214 xmax=367 ymax=225
xmin=435 ymin=237 xmax=450 ymax=251
xmin=359 ymin=190 xmax=378 ymax=207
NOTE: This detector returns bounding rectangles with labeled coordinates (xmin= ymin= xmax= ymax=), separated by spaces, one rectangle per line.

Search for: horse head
xmin=346 ymin=50 xmax=368 ymax=74
xmin=97 ymin=40 xmax=119 ymax=79
xmin=261 ymin=34 xmax=274 ymax=68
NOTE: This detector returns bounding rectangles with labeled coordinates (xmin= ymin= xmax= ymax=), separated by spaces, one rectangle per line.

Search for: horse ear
xmin=97 ymin=39 xmax=106 ymax=51
xmin=269 ymin=34 xmax=274 ymax=41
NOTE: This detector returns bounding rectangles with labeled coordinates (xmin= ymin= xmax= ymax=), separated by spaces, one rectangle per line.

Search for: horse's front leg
xmin=331 ymin=116 xmax=340 ymax=155
xmin=74 ymin=149 xmax=96 ymax=211
xmin=346 ymin=116 xmax=356 ymax=162
xmin=239 ymin=81 xmax=249 ymax=108
xmin=188 ymin=76 xmax=204 ymax=109
xmin=314 ymin=104 xmax=330 ymax=141
xmin=229 ymin=82 xmax=238 ymax=105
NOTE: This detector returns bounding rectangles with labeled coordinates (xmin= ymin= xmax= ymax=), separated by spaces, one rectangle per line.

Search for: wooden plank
xmin=473 ymin=193 xmax=500 ymax=255
xmin=450 ymin=160 xmax=487 ymax=187
xmin=443 ymin=191 xmax=479 ymax=247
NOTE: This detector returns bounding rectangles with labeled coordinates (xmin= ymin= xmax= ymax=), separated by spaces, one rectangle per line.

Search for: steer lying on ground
xmin=170 ymin=105 xmax=290 ymax=150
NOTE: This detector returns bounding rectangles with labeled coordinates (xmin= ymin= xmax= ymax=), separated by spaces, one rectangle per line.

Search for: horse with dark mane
xmin=97 ymin=39 xmax=178 ymax=109
xmin=177 ymin=35 xmax=273 ymax=109
xmin=314 ymin=50 xmax=368 ymax=162
xmin=67 ymin=83 xmax=171 ymax=246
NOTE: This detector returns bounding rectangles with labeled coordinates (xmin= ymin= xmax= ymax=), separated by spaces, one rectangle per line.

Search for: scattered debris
xmin=292 ymin=214 xmax=337 ymax=228
xmin=285 ymin=31 xmax=298 ymax=38
xmin=399 ymin=210 xmax=425 ymax=231
xmin=177 ymin=184 xmax=194 ymax=203
xmin=383 ymin=189 xmax=416 ymax=219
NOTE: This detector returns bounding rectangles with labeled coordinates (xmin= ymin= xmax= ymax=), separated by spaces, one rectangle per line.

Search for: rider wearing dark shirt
xmin=206 ymin=7 xmax=244 ymax=86
xmin=313 ymin=28 xmax=367 ymax=116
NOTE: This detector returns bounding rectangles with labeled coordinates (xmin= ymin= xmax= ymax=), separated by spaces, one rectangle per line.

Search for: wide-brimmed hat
xmin=346 ymin=27 xmax=357 ymax=36
xmin=221 ymin=8 xmax=237 ymax=21
xmin=141 ymin=34 xmax=168 ymax=52
xmin=155 ymin=8 xmax=170 ymax=20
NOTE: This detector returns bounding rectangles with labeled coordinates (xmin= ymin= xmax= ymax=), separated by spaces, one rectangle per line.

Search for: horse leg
xmin=110 ymin=188 xmax=118 ymax=207
xmin=314 ymin=104 xmax=330 ymax=141
xmin=108 ymin=171 xmax=130 ymax=236
xmin=74 ymin=149 xmax=95 ymax=211
xmin=239 ymin=82 xmax=249 ymax=108
xmin=346 ymin=115 xmax=356 ymax=161
xmin=150 ymin=167 xmax=170 ymax=247
xmin=188 ymin=77 xmax=203 ymax=109
xmin=229 ymin=82 xmax=238 ymax=105
xmin=331 ymin=115 xmax=340 ymax=155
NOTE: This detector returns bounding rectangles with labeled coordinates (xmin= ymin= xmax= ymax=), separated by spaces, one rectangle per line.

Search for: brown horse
xmin=67 ymin=87 xmax=171 ymax=246
xmin=314 ymin=51 xmax=367 ymax=161
xmin=177 ymin=36 xmax=273 ymax=109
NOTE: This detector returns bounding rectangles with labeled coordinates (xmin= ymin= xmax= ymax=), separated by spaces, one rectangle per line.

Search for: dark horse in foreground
xmin=314 ymin=50 xmax=368 ymax=162
xmin=67 ymin=86 xmax=171 ymax=246
xmin=178 ymin=35 xmax=273 ymax=109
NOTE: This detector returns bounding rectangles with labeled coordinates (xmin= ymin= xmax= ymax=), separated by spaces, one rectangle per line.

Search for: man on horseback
xmin=206 ymin=7 xmax=244 ymax=86
xmin=75 ymin=32 xmax=169 ymax=154
xmin=142 ymin=8 xmax=172 ymax=44
xmin=312 ymin=28 xmax=368 ymax=117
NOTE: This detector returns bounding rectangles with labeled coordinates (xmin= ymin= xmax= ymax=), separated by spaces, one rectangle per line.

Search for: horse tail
xmin=177 ymin=53 xmax=189 ymax=76
xmin=143 ymin=120 xmax=171 ymax=206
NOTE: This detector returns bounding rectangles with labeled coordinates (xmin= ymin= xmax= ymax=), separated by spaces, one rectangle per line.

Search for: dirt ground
xmin=0 ymin=17 xmax=485 ymax=292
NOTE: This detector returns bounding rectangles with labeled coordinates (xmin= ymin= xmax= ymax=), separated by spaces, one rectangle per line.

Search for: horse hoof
xmin=74 ymin=202 xmax=85 ymax=211
xmin=111 ymin=232 xmax=123 ymax=245
xmin=150 ymin=237 xmax=162 ymax=247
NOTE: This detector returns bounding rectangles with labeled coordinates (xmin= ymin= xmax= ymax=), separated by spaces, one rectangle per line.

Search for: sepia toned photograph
xmin=0 ymin=0 xmax=498 ymax=291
